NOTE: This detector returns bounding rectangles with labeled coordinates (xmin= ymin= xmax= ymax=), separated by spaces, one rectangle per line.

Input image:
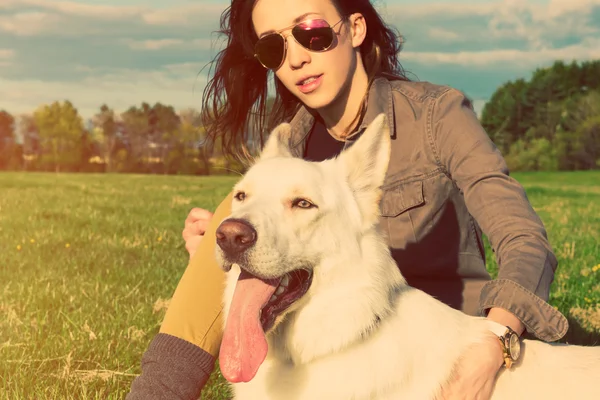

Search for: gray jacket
xmin=286 ymin=75 xmax=568 ymax=342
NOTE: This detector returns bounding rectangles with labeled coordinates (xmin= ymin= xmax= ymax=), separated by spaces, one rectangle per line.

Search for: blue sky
xmin=1 ymin=0 xmax=599 ymax=121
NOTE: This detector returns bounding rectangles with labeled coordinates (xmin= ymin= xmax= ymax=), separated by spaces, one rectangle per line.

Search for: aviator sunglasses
xmin=254 ymin=17 xmax=346 ymax=70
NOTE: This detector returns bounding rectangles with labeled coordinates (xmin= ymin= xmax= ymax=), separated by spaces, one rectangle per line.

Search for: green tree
xmin=571 ymin=115 xmax=600 ymax=169
xmin=18 ymin=114 xmax=40 ymax=171
xmin=556 ymin=90 xmax=600 ymax=169
xmin=92 ymin=104 xmax=119 ymax=172
xmin=505 ymin=137 xmax=558 ymax=172
xmin=480 ymin=79 xmax=528 ymax=153
xmin=481 ymin=59 xmax=600 ymax=171
xmin=175 ymin=108 xmax=210 ymax=175
xmin=152 ymin=103 xmax=182 ymax=174
xmin=0 ymin=110 xmax=15 ymax=169
xmin=33 ymin=101 xmax=84 ymax=172
xmin=121 ymin=104 xmax=150 ymax=172
xmin=121 ymin=102 xmax=181 ymax=173
xmin=581 ymin=60 xmax=600 ymax=89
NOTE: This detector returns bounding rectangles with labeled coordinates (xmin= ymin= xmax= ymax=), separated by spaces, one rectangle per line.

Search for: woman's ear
xmin=348 ymin=13 xmax=367 ymax=48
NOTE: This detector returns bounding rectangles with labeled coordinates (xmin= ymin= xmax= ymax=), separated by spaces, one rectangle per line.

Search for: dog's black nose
xmin=216 ymin=218 xmax=257 ymax=257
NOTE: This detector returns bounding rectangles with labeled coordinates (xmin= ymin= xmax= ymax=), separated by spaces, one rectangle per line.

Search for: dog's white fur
xmin=217 ymin=114 xmax=600 ymax=400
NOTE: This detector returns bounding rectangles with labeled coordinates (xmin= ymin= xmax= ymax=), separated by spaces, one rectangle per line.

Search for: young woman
xmin=128 ymin=0 xmax=568 ymax=398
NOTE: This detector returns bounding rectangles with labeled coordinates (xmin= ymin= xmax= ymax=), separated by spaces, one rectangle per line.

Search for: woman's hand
xmin=437 ymin=332 xmax=504 ymax=400
xmin=182 ymin=207 xmax=214 ymax=259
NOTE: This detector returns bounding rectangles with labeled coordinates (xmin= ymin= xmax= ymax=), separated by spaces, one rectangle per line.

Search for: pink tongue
xmin=220 ymin=269 xmax=280 ymax=383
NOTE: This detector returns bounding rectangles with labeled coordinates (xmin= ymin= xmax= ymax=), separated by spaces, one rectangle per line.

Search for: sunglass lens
xmin=292 ymin=22 xmax=334 ymax=51
xmin=255 ymin=34 xmax=285 ymax=69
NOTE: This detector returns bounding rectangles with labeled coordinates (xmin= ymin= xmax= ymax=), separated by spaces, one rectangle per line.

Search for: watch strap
xmin=486 ymin=320 xmax=509 ymax=337
xmin=485 ymin=320 xmax=517 ymax=368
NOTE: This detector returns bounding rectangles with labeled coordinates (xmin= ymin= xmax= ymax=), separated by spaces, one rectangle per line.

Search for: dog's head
xmin=216 ymin=113 xmax=391 ymax=327
xmin=216 ymin=114 xmax=392 ymax=383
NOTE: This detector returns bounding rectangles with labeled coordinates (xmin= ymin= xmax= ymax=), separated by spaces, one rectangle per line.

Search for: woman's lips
xmin=296 ymin=74 xmax=323 ymax=94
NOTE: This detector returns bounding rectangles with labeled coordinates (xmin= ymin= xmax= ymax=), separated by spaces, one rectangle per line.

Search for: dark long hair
xmin=200 ymin=0 xmax=408 ymax=161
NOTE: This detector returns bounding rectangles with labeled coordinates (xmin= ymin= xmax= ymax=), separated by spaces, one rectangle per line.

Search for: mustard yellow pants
xmin=159 ymin=192 xmax=233 ymax=357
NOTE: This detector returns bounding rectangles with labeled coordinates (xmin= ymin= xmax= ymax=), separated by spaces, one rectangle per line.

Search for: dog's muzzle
xmin=216 ymin=218 xmax=257 ymax=264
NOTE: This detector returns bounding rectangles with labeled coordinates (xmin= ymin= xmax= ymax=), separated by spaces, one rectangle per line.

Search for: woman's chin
xmin=297 ymin=91 xmax=337 ymax=112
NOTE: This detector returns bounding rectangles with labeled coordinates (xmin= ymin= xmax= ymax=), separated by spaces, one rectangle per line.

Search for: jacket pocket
xmin=380 ymin=180 xmax=425 ymax=217
xmin=379 ymin=180 xmax=426 ymax=249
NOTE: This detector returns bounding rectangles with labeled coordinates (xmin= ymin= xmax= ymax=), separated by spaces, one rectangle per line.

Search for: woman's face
xmin=252 ymin=0 xmax=364 ymax=111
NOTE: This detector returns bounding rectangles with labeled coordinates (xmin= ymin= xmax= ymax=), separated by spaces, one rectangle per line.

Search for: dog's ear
xmin=337 ymin=113 xmax=391 ymax=214
xmin=260 ymin=122 xmax=293 ymax=160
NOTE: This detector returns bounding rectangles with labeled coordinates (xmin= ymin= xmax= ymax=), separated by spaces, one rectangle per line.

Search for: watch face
xmin=509 ymin=333 xmax=521 ymax=361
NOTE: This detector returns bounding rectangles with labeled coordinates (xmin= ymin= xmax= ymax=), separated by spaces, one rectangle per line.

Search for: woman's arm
xmin=430 ymin=87 xmax=568 ymax=400
xmin=429 ymin=87 xmax=568 ymax=341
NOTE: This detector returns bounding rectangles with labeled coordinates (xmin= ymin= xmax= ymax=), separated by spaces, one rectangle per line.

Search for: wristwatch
xmin=486 ymin=321 xmax=522 ymax=369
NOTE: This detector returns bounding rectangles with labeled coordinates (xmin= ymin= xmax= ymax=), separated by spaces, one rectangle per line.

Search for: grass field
xmin=1 ymin=171 xmax=599 ymax=399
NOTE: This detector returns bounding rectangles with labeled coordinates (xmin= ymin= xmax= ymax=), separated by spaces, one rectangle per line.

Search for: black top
xmin=303 ymin=120 xmax=345 ymax=162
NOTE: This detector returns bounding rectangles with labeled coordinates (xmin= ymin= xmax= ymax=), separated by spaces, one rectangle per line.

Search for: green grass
xmin=1 ymin=171 xmax=599 ymax=399
xmin=0 ymin=172 xmax=238 ymax=399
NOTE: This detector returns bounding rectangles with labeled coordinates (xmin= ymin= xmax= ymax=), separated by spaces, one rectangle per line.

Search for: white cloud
xmin=0 ymin=48 xmax=15 ymax=59
xmin=162 ymin=62 xmax=209 ymax=75
xmin=124 ymin=39 xmax=185 ymax=51
xmin=0 ymin=11 xmax=63 ymax=36
xmin=0 ymin=0 xmax=20 ymax=8
xmin=402 ymin=37 xmax=600 ymax=67
xmin=381 ymin=3 xmax=495 ymax=19
xmin=546 ymin=0 xmax=600 ymax=18
xmin=141 ymin=4 xmax=226 ymax=26
xmin=0 ymin=47 xmax=14 ymax=68
xmin=122 ymin=38 xmax=218 ymax=51
xmin=1 ymin=0 xmax=143 ymax=19
xmin=387 ymin=0 xmax=600 ymax=52
xmin=485 ymin=0 xmax=600 ymax=49
xmin=472 ymin=99 xmax=487 ymax=118
xmin=387 ymin=0 xmax=600 ymax=19
xmin=0 ymin=1 xmax=225 ymax=37
xmin=1 ymin=63 xmax=208 ymax=119
xmin=38 ymin=1 xmax=142 ymax=19
xmin=428 ymin=27 xmax=461 ymax=42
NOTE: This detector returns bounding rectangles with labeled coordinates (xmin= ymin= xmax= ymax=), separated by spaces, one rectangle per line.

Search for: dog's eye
xmin=234 ymin=191 xmax=246 ymax=202
xmin=292 ymin=198 xmax=316 ymax=209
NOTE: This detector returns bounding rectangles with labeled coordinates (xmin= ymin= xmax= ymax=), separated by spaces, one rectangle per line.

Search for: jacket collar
xmin=287 ymin=76 xmax=396 ymax=157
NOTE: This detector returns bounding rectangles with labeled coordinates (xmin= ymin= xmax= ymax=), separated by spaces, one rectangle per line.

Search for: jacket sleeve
xmin=126 ymin=333 xmax=216 ymax=400
xmin=429 ymin=87 xmax=568 ymax=342
xmin=128 ymin=191 xmax=234 ymax=398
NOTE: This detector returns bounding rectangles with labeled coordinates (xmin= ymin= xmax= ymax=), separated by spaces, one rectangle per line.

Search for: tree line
xmin=1 ymin=59 xmax=599 ymax=175
xmin=481 ymin=59 xmax=600 ymax=171
xmin=0 ymin=101 xmax=251 ymax=175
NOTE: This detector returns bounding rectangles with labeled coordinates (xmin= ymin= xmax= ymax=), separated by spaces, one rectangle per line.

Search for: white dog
xmin=214 ymin=114 xmax=600 ymax=400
